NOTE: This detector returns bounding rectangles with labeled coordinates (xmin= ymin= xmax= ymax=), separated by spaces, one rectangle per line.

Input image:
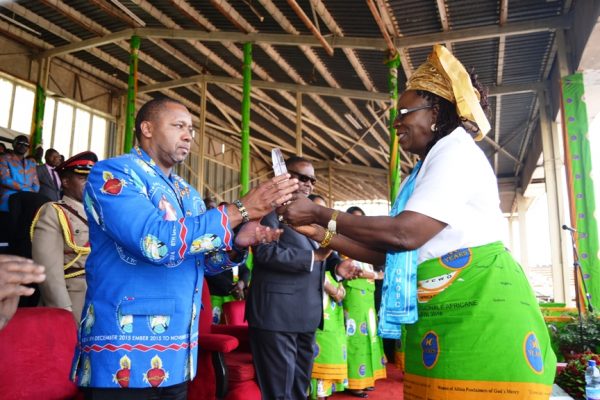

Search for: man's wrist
xmin=233 ymin=199 xmax=250 ymax=223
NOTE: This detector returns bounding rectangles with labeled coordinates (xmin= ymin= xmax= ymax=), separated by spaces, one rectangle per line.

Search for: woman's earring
xmin=430 ymin=123 xmax=437 ymax=132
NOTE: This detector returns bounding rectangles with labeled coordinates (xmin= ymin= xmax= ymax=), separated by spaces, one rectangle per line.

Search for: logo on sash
xmin=439 ymin=248 xmax=472 ymax=270
xmin=421 ymin=331 xmax=440 ymax=369
xmin=523 ymin=332 xmax=544 ymax=374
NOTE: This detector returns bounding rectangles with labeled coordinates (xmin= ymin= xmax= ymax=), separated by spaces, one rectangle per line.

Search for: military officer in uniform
xmin=30 ymin=151 xmax=97 ymax=323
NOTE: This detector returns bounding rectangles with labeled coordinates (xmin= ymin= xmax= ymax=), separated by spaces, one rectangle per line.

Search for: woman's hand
xmin=234 ymin=221 xmax=283 ymax=248
xmin=276 ymin=196 xmax=321 ymax=226
xmin=291 ymin=224 xmax=326 ymax=242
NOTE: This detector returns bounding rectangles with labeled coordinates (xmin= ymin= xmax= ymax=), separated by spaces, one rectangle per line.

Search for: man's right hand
xmin=229 ymin=174 xmax=298 ymax=227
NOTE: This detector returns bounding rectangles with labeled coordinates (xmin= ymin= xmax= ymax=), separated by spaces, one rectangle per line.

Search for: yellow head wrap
xmin=405 ymin=44 xmax=490 ymax=140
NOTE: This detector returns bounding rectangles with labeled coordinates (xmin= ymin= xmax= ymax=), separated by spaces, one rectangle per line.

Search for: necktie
xmin=52 ymin=168 xmax=60 ymax=189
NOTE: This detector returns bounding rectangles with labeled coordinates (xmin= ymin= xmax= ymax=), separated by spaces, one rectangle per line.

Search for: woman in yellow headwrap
xmin=277 ymin=45 xmax=556 ymax=399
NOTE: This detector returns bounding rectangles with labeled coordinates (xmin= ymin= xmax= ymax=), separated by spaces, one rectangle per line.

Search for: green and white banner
xmin=561 ymin=72 xmax=600 ymax=310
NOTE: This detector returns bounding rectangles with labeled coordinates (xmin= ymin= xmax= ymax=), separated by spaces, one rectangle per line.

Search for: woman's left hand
xmin=290 ymin=224 xmax=326 ymax=242
xmin=234 ymin=221 xmax=283 ymax=248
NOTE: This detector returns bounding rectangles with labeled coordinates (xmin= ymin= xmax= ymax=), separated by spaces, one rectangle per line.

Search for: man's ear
xmin=139 ymin=120 xmax=153 ymax=139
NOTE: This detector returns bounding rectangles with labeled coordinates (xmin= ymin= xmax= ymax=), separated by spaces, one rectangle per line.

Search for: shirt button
xmin=195 ymin=288 xmax=199 ymax=293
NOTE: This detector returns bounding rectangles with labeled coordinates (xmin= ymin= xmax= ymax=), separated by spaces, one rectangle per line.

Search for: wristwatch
xmin=233 ymin=199 xmax=250 ymax=223
xmin=327 ymin=210 xmax=340 ymax=234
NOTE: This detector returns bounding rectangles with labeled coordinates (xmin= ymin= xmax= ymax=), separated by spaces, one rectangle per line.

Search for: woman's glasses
xmin=395 ymin=105 xmax=432 ymax=122
xmin=289 ymin=170 xmax=317 ymax=185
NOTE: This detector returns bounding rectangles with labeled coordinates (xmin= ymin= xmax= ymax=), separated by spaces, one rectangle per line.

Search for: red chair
xmin=188 ymin=280 xmax=240 ymax=400
xmin=0 ymin=307 xmax=82 ymax=400
xmin=198 ymin=282 xmax=261 ymax=400
xmin=222 ymin=300 xmax=248 ymax=326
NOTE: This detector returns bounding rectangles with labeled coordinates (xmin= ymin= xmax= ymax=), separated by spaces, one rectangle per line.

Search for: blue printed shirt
xmin=71 ymin=146 xmax=235 ymax=388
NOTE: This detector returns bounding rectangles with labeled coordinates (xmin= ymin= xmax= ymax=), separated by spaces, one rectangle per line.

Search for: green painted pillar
xmin=386 ymin=53 xmax=401 ymax=202
xmin=31 ymin=84 xmax=46 ymax=149
xmin=561 ymin=72 xmax=600 ymax=311
xmin=240 ymin=42 xmax=252 ymax=196
xmin=124 ymin=35 xmax=141 ymax=154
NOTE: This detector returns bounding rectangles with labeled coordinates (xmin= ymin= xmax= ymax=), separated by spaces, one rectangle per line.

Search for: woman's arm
xmin=282 ymin=198 xmax=446 ymax=252
xmin=293 ymin=224 xmax=387 ymax=265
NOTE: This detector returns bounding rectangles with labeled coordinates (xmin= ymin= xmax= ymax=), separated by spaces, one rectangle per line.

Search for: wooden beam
xmin=38 ymin=14 xmax=569 ymax=60
xmin=137 ymin=73 xmax=389 ymax=100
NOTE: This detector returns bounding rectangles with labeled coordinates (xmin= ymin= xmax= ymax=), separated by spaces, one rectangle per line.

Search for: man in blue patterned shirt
xmin=71 ymin=97 xmax=297 ymax=399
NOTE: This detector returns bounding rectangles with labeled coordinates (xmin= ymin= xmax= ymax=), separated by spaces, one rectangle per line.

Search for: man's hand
xmin=234 ymin=220 xmax=283 ymax=248
xmin=0 ymin=255 xmax=46 ymax=331
xmin=235 ymin=174 xmax=298 ymax=224
xmin=229 ymin=281 xmax=246 ymax=300
xmin=335 ymin=259 xmax=361 ymax=280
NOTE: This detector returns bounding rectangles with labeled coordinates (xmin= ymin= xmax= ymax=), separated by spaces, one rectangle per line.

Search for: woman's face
xmin=393 ymin=90 xmax=436 ymax=159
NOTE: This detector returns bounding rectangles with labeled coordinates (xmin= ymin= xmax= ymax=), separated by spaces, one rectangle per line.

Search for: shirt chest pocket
xmin=117 ymin=298 xmax=176 ymax=335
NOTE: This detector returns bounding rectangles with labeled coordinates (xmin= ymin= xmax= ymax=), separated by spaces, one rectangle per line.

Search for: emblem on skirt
xmin=523 ymin=332 xmax=544 ymax=374
xmin=439 ymin=248 xmax=472 ymax=269
xmin=421 ymin=331 xmax=440 ymax=369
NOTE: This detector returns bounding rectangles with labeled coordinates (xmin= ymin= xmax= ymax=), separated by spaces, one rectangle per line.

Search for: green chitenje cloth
xmin=402 ymin=242 xmax=556 ymax=400
xmin=343 ymin=262 xmax=387 ymax=389
xmin=310 ymin=272 xmax=347 ymax=399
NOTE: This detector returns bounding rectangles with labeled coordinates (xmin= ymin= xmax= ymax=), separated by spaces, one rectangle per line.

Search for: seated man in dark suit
xmin=246 ymin=156 xmax=359 ymax=400
xmin=36 ymin=148 xmax=62 ymax=202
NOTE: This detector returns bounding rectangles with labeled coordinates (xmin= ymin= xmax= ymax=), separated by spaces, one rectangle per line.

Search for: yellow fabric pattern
xmin=30 ymin=203 xmax=90 ymax=278
xmin=406 ymin=44 xmax=491 ymax=140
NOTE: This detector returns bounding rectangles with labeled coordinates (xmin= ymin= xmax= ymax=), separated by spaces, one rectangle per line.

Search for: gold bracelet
xmin=319 ymin=229 xmax=335 ymax=248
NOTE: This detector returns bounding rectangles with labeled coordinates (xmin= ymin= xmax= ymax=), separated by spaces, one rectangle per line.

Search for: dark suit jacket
xmin=36 ymin=165 xmax=61 ymax=202
xmin=246 ymin=211 xmax=338 ymax=333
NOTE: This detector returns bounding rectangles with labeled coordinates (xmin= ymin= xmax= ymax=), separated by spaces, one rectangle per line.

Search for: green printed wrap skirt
xmin=310 ymin=272 xmax=348 ymax=399
xmin=403 ymin=241 xmax=556 ymax=399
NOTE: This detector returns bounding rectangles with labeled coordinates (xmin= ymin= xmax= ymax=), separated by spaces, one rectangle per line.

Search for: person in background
xmin=205 ymin=200 xmax=250 ymax=324
xmin=0 ymin=135 xmax=39 ymax=212
xmin=278 ymin=45 xmax=556 ymax=399
xmin=0 ymin=143 xmax=6 ymax=154
xmin=247 ymin=157 xmax=359 ymax=400
xmin=308 ymin=194 xmax=347 ymax=400
xmin=342 ymin=206 xmax=386 ymax=398
xmin=71 ymin=96 xmax=297 ymax=400
xmin=0 ymin=254 xmax=45 ymax=331
xmin=31 ymin=151 xmax=97 ymax=323
xmin=36 ymin=148 xmax=63 ymax=202
xmin=27 ymin=144 xmax=45 ymax=165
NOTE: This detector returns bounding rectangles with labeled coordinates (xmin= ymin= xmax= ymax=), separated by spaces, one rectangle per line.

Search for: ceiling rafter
xmin=210 ymin=0 xmax=376 ymax=166
xmin=375 ymin=0 xmax=413 ymax=79
xmin=435 ymin=0 xmax=453 ymax=53
xmin=139 ymin=0 xmax=349 ymax=164
xmin=3 ymin=2 xmax=277 ymax=168
xmin=308 ymin=0 xmax=398 ymax=166
xmin=256 ymin=0 xmax=386 ymax=168
xmin=37 ymin=14 xmax=569 ymax=61
xmin=493 ymin=0 xmax=509 ymax=174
